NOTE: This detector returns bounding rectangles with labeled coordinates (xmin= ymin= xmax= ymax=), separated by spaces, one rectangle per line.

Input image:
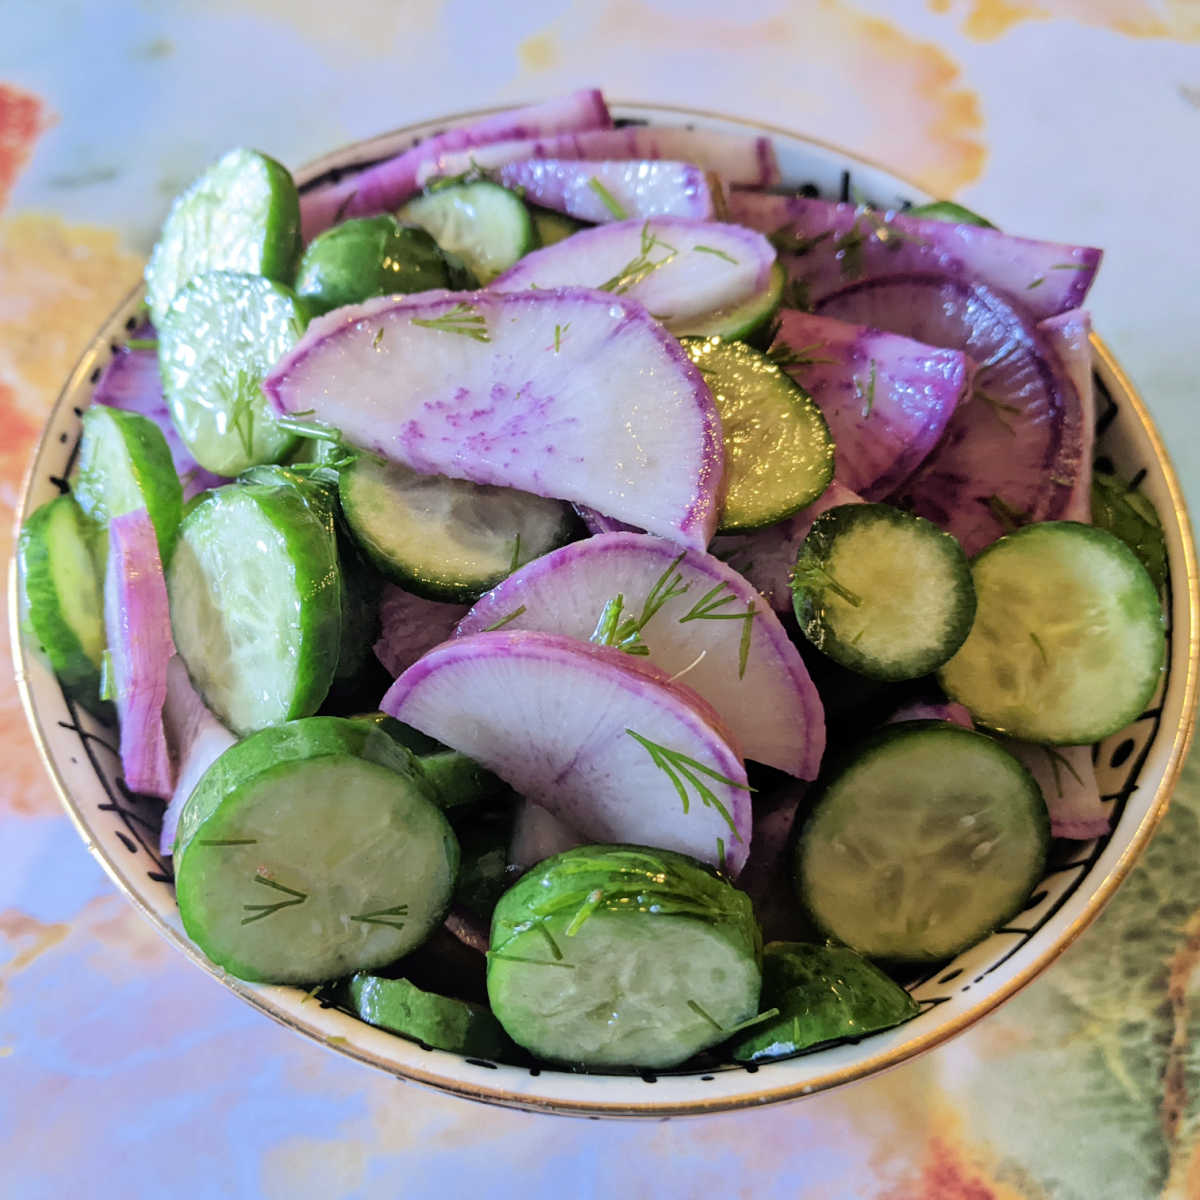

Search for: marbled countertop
xmin=3 ymin=3 xmax=1200 ymax=1196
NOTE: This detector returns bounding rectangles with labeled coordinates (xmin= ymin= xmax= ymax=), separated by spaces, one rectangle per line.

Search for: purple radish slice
xmin=1039 ymin=309 xmax=1095 ymax=522
xmin=104 ymin=509 xmax=175 ymax=800
xmin=381 ymin=630 xmax=753 ymax=875
xmin=815 ymin=275 xmax=1084 ymax=555
xmin=887 ymin=700 xmax=973 ymax=728
xmin=299 ymin=89 xmax=611 ymax=239
xmin=1001 ymin=741 xmax=1109 ymax=840
xmin=417 ymin=126 xmax=780 ymax=192
xmin=490 ymin=218 xmax=774 ymax=334
xmin=93 ymin=345 xmax=227 ymax=501
xmin=159 ymin=656 xmax=237 ymax=855
xmin=456 ymin=532 xmax=824 ymax=779
xmin=496 ymin=159 xmax=714 ymax=222
xmin=574 ymin=504 xmax=639 ymax=536
xmin=710 ymin=480 xmax=863 ymax=612
xmin=373 ymin=583 xmax=470 ymax=679
xmin=770 ymin=310 xmax=971 ymax=500
xmin=736 ymin=784 xmax=813 ymax=944
xmin=728 ymin=192 xmax=1101 ymax=321
xmin=508 ymin=800 xmax=586 ymax=870
xmin=264 ymin=287 xmax=723 ymax=550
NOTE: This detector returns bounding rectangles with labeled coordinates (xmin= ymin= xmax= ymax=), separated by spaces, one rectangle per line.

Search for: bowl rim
xmin=10 ymin=99 xmax=1200 ymax=1118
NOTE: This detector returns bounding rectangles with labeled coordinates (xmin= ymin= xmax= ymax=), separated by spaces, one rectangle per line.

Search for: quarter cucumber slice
xmin=938 ymin=521 xmax=1166 ymax=743
xmin=348 ymin=973 xmax=511 ymax=1058
xmin=157 ymin=270 xmax=306 ymax=475
xmin=17 ymin=494 xmax=109 ymax=718
xmin=795 ymin=722 xmax=1049 ymax=962
xmin=398 ymin=180 xmax=535 ymax=283
xmin=166 ymin=480 xmax=341 ymax=734
xmin=73 ymin=405 xmax=183 ymax=565
xmin=730 ymin=942 xmax=918 ymax=1062
xmin=174 ymin=717 xmax=458 ymax=983
xmin=145 ymin=147 xmax=301 ymax=327
xmin=487 ymin=845 xmax=762 ymax=1070
xmin=338 ymin=455 xmax=574 ymax=603
xmin=791 ymin=503 xmax=976 ymax=680
xmin=681 ymin=337 xmax=833 ymax=532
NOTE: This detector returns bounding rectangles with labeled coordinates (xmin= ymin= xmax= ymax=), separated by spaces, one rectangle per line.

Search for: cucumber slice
xmin=791 ymin=503 xmax=976 ymax=680
xmin=157 ymin=270 xmax=306 ymax=475
xmin=673 ymin=260 xmax=785 ymax=343
xmin=529 ymin=206 xmax=583 ymax=247
xmin=681 ymin=337 xmax=833 ymax=533
xmin=487 ymin=845 xmax=762 ymax=1070
xmin=938 ymin=521 xmax=1166 ymax=743
xmin=73 ymin=406 xmax=183 ymax=565
xmin=730 ymin=942 xmax=919 ymax=1062
xmin=295 ymin=216 xmax=457 ymax=316
xmin=1091 ymin=467 xmax=1167 ymax=593
xmin=145 ymin=147 xmax=301 ymax=327
xmin=348 ymin=973 xmax=510 ymax=1058
xmin=338 ymin=455 xmax=574 ymax=603
xmin=905 ymin=199 xmax=996 ymax=229
xmin=174 ymin=717 xmax=457 ymax=983
xmin=166 ymin=480 xmax=341 ymax=734
xmin=17 ymin=495 xmax=109 ymax=718
xmin=795 ymin=722 xmax=1049 ymax=962
xmin=398 ymin=180 xmax=535 ymax=283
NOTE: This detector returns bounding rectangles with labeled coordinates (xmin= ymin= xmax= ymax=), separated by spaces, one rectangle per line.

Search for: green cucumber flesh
xmin=338 ymin=455 xmax=573 ymax=603
xmin=672 ymin=261 xmax=785 ymax=343
xmin=17 ymin=494 xmax=109 ymax=717
xmin=157 ymin=270 xmax=305 ymax=475
xmin=73 ymin=405 xmax=183 ymax=565
xmin=166 ymin=481 xmax=341 ymax=734
xmin=145 ymin=147 xmax=301 ymax=327
xmin=349 ymin=973 xmax=511 ymax=1058
xmin=905 ymin=200 xmax=996 ymax=229
xmin=792 ymin=503 xmax=976 ymax=680
xmin=529 ymin=207 xmax=583 ymax=247
xmin=796 ymin=722 xmax=1049 ymax=962
xmin=681 ymin=336 xmax=833 ymax=532
xmin=938 ymin=521 xmax=1165 ymax=743
xmin=174 ymin=718 xmax=457 ymax=983
xmin=398 ymin=180 xmax=535 ymax=284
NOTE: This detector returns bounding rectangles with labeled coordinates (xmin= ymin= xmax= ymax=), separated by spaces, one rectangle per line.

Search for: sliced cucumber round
xmin=157 ymin=270 xmax=306 ymax=475
xmin=295 ymin=216 xmax=457 ymax=315
xmin=730 ymin=942 xmax=918 ymax=1062
xmin=681 ymin=336 xmax=833 ymax=533
xmin=905 ymin=199 xmax=996 ymax=229
xmin=17 ymin=494 xmax=109 ymax=718
xmin=73 ymin=405 xmax=183 ymax=565
xmin=529 ymin=206 xmax=583 ymax=247
xmin=791 ymin=503 xmax=976 ymax=680
xmin=673 ymin=260 xmax=785 ymax=343
xmin=348 ymin=973 xmax=511 ymax=1058
xmin=338 ymin=455 xmax=574 ymax=603
xmin=487 ymin=845 xmax=762 ymax=1070
xmin=795 ymin=722 xmax=1049 ymax=963
xmin=145 ymin=147 xmax=301 ymax=327
xmin=398 ymin=180 xmax=535 ymax=284
xmin=174 ymin=717 xmax=458 ymax=983
xmin=939 ymin=521 xmax=1165 ymax=743
xmin=166 ymin=480 xmax=341 ymax=734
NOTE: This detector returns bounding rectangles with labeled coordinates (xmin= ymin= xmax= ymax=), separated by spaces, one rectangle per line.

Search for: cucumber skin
xmin=17 ymin=495 xmax=112 ymax=721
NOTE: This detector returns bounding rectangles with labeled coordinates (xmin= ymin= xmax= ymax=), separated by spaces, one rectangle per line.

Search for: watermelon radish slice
xmin=380 ymin=630 xmax=753 ymax=874
xmin=769 ymin=310 xmax=971 ymax=500
xmin=1039 ymin=309 xmax=1095 ymax=523
xmin=299 ymin=90 xmax=612 ymax=239
xmin=490 ymin=218 xmax=774 ymax=335
xmin=710 ymin=480 xmax=863 ymax=612
xmin=887 ymin=701 xmax=973 ymax=728
xmin=508 ymin=800 xmax=585 ymax=870
xmin=1002 ymin=741 xmax=1108 ymax=840
xmin=497 ymin=159 xmax=715 ymax=223
xmin=728 ymin=192 xmax=1100 ymax=321
xmin=815 ymin=275 xmax=1085 ymax=555
xmin=373 ymin=583 xmax=470 ymax=679
xmin=457 ymin=533 xmax=825 ymax=779
xmin=416 ymin=126 xmax=779 ymax=193
xmin=263 ymin=288 xmax=724 ymax=550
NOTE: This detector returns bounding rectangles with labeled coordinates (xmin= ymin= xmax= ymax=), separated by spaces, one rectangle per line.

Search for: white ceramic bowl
xmin=12 ymin=102 xmax=1199 ymax=1117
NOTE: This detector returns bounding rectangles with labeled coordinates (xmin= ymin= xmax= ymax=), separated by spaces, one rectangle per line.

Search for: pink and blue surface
xmin=4 ymin=2 xmax=1200 ymax=1196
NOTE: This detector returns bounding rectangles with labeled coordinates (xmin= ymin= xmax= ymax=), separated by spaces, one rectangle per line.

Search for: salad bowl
xmin=11 ymin=100 xmax=1200 ymax=1117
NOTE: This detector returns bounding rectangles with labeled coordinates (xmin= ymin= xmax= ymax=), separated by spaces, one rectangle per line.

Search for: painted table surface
xmin=2 ymin=2 xmax=1199 ymax=1196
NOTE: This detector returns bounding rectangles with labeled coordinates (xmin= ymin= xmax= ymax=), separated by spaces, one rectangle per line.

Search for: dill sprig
xmin=598 ymin=222 xmax=679 ymax=294
xmin=411 ymin=301 xmax=490 ymax=343
xmin=349 ymin=902 xmax=409 ymax=930
xmin=1041 ymin=746 xmax=1085 ymax=797
xmin=241 ymin=875 xmax=308 ymax=925
xmin=587 ymin=176 xmax=628 ymax=220
xmin=482 ymin=605 xmax=526 ymax=633
xmin=591 ymin=552 xmax=690 ymax=654
xmin=693 ymin=244 xmax=738 ymax=265
xmin=791 ymin=549 xmax=862 ymax=608
xmin=856 ymin=359 xmax=878 ymax=418
xmin=984 ymin=493 xmax=1030 ymax=532
xmin=767 ymin=340 xmax=837 ymax=369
